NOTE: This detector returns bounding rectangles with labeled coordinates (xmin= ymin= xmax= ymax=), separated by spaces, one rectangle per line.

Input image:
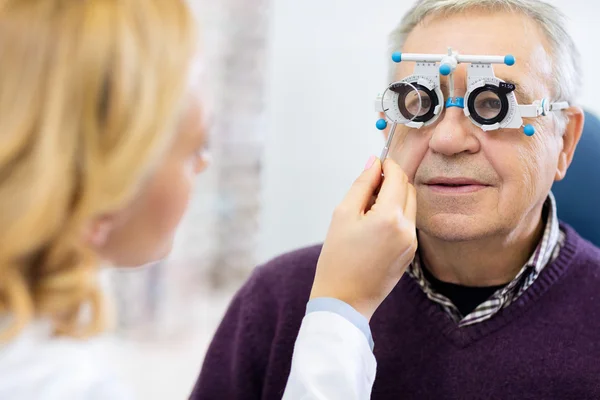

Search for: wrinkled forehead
xmin=394 ymin=11 xmax=554 ymax=100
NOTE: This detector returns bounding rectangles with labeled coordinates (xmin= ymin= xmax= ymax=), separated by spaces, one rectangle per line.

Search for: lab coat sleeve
xmin=282 ymin=298 xmax=377 ymax=400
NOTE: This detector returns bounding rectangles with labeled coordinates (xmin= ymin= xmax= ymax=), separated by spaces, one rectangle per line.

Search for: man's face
xmin=387 ymin=10 xmax=571 ymax=242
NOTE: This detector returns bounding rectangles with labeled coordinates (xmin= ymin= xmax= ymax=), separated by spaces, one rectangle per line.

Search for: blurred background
xmin=95 ymin=0 xmax=600 ymax=398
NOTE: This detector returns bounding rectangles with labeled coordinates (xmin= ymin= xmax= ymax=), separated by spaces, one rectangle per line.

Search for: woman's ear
xmin=83 ymin=215 xmax=116 ymax=248
xmin=555 ymin=107 xmax=584 ymax=181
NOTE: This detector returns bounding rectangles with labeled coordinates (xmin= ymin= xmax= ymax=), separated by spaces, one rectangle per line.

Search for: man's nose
xmin=428 ymin=107 xmax=480 ymax=156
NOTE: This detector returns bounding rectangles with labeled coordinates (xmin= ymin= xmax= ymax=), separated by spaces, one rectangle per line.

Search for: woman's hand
xmin=310 ymin=156 xmax=418 ymax=320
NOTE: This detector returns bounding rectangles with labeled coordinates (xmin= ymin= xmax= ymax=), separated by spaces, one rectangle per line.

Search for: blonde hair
xmin=0 ymin=0 xmax=196 ymax=339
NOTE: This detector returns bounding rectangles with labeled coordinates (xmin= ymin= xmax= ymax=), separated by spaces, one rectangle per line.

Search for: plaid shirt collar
xmin=408 ymin=192 xmax=564 ymax=327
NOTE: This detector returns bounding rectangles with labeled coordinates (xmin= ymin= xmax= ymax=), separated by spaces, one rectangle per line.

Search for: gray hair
xmin=388 ymin=0 xmax=582 ymax=109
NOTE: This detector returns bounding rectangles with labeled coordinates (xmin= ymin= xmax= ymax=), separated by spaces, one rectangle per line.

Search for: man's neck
xmin=417 ymin=207 xmax=546 ymax=287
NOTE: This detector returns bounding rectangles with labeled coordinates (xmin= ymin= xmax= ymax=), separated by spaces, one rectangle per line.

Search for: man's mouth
xmin=424 ymin=177 xmax=490 ymax=194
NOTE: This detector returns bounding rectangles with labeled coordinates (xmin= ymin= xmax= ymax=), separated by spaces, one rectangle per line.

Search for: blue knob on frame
xmin=439 ymin=64 xmax=452 ymax=76
xmin=376 ymin=119 xmax=388 ymax=130
xmin=504 ymin=54 xmax=516 ymax=66
xmin=391 ymin=52 xmax=402 ymax=63
xmin=524 ymin=124 xmax=535 ymax=136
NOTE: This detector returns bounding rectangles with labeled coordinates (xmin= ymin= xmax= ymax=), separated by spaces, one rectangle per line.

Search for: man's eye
xmin=476 ymin=98 xmax=501 ymax=109
xmin=485 ymin=99 xmax=501 ymax=109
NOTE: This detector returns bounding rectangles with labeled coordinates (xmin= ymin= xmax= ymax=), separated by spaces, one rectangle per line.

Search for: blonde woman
xmin=0 ymin=1 xmax=417 ymax=399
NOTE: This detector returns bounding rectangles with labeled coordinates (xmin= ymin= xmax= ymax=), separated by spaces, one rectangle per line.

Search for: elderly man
xmin=191 ymin=0 xmax=600 ymax=398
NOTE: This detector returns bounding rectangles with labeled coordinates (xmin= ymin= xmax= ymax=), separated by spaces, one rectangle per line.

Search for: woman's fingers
xmin=338 ymin=157 xmax=383 ymax=215
xmin=376 ymin=159 xmax=409 ymax=210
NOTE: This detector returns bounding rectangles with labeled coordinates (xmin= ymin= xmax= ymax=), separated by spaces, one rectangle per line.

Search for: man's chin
xmin=417 ymin=213 xmax=493 ymax=242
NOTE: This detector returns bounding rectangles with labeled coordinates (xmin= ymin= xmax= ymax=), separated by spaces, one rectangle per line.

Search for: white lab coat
xmin=0 ymin=321 xmax=134 ymax=400
xmin=283 ymin=311 xmax=377 ymax=400
xmin=0 ymin=311 xmax=376 ymax=400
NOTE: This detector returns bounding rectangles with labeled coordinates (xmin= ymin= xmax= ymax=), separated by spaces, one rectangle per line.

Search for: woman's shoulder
xmin=0 ymin=321 xmax=134 ymax=400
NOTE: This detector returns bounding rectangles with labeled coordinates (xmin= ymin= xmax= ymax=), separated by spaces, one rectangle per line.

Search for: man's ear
xmin=83 ymin=215 xmax=116 ymax=248
xmin=554 ymin=106 xmax=585 ymax=181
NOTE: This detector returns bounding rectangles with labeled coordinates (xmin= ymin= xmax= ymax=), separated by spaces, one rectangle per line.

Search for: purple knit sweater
xmin=190 ymin=223 xmax=600 ymax=400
